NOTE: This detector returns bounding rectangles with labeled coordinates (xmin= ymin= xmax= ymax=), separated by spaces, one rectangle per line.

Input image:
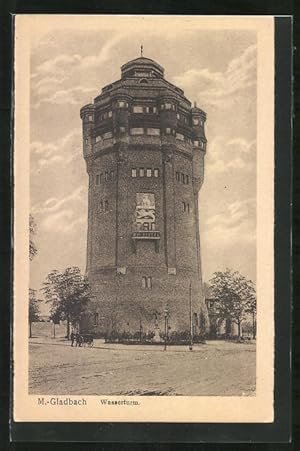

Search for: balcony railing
xmin=132 ymin=231 xmax=160 ymax=240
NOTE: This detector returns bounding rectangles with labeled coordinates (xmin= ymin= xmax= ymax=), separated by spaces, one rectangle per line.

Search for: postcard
xmin=14 ymin=14 xmax=274 ymax=423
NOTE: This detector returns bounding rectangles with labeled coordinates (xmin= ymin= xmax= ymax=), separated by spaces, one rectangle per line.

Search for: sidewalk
xmin=29 ymin=336 xmax=205 ymax=352
xmin=29 ymin=336 xmax=255 ymax=353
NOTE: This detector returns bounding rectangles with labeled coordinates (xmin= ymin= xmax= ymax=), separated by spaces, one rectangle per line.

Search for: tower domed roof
xmin=121 ymin=56 xmax=164 ymax=78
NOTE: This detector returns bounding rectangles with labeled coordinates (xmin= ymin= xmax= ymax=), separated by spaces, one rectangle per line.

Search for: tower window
xmin=95 ymin=135 xmax=101 ymax=143
xmin=165 ymin=128 xmax=171 ymax=135
xmin=147 ymin=128 xmax=160 ymax=136
xmin=176 ymin=172 xmax=190 ymax=184
xmin=146 ymin=168 xmax=152 ymax=177
xmin=193 ymin=140 xmax=200 ymax=147
xmin=100 ymin=200 xmax=103 ymax=211
xmin=131 ymin=168 xmax=137 ymax=178
xmin=133 ymin=105 xmax=144 ymax=113
xmin=182 ymin=202 xmax=190 ymax=213
xmin=119 ymin=126 xmax=126 ymax=133
xmin=118 ymin=100 xmax=126 ymax=108
xmin=130 ymin=128 xmax=144 ymax=135
xmin=165 ymin=103 xmax=172 ymax=110
xmin=149 ymin=106 xmax=157 ymax=113
xmin=139 ymin=168 xmax=145 ymax=177
xmin=96 ymin=174 xmax=100 ymax=186
xmin=142 ymin=276 xmax=152 ymax=289
xmin=176 ymin=113 xmax=180 ymax=120
xmin=104 ymin=200 xmax=109 ymax=212
xmin=108 ymin=110 xmax=113 ymax=118
xmin=154 ymin=168 xmax=159 ymax=178
xmin=88 ymin=115 xmax=93 ymax=122
xmin=110 ymin=170 xmax=115 ymax=180
xmin=105 ymin=172 xmax=109 ymax=181
xmin=193 ymin=118 xmax=199 ymax=125
xmin=94 ymin=312 xmax=99 ymax=326
xmin=85 ymin=138 xmax=88 ymax=144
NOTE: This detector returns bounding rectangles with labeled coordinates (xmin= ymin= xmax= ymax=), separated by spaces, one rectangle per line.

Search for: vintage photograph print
xmin=14 ymin=15 xmax=274 ymax=423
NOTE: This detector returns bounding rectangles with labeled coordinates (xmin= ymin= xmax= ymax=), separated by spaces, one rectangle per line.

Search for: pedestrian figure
xmin=70 ymin=331 xmax=75 ymax=347
xmin=75 ymin=333 xmax=83 ymax=347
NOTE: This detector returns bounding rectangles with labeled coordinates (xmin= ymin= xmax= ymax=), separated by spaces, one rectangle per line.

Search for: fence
xmin=30 ymin=321 xmax=66 ymax=338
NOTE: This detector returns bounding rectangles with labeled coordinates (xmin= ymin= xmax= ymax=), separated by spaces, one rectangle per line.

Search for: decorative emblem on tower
xmin=135 ymin=193 xmax=156 ymax=230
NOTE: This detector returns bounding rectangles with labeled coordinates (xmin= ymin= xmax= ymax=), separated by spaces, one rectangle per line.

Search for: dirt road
xmin=29 ymin=338 xmax=256 ymax=396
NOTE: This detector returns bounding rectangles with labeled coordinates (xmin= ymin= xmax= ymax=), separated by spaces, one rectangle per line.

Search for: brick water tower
xmin=80 ymin=53 xmax=209 ymax=336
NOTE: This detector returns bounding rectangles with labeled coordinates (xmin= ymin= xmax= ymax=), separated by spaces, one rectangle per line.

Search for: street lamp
xmin=163 ymin=307 xmax=169 ymax=351
xmin=51 ymin=319 xmax=55 ymax=339
xmin=139 ymin=317 xmax=143 ymax=343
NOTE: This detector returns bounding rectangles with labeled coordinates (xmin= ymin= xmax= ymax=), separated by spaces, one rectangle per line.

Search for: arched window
xmin=139 ymin=78 xmax=148 ymax=84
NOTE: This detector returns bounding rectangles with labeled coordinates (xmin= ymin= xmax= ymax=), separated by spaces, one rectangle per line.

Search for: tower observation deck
xmin=80 ymin=55 xmax=209 ymax=336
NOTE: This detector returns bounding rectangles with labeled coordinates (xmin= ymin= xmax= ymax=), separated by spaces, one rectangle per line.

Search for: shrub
xmin=193 ymin=334 xmax=206 ymax=344
xmin=104 ymin=329 xmax=207 ymax=345
xmin=169 ymin=330 xmax=190 ymax=342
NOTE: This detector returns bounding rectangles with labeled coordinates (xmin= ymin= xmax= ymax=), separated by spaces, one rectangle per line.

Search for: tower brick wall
xmin=80 ymin=56 xmax=209 ymax=337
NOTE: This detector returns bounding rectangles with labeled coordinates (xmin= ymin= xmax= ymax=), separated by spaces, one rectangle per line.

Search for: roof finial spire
xmin=141 ymin=45 xmax=143 ymax=57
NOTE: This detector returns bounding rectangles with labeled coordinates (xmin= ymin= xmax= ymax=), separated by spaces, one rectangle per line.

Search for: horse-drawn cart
xmin=75 ymin=333 xmax=94 ymax=347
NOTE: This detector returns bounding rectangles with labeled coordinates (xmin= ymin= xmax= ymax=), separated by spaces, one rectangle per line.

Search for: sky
xmin=29 ymin=19 xmax=257 ymax=305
